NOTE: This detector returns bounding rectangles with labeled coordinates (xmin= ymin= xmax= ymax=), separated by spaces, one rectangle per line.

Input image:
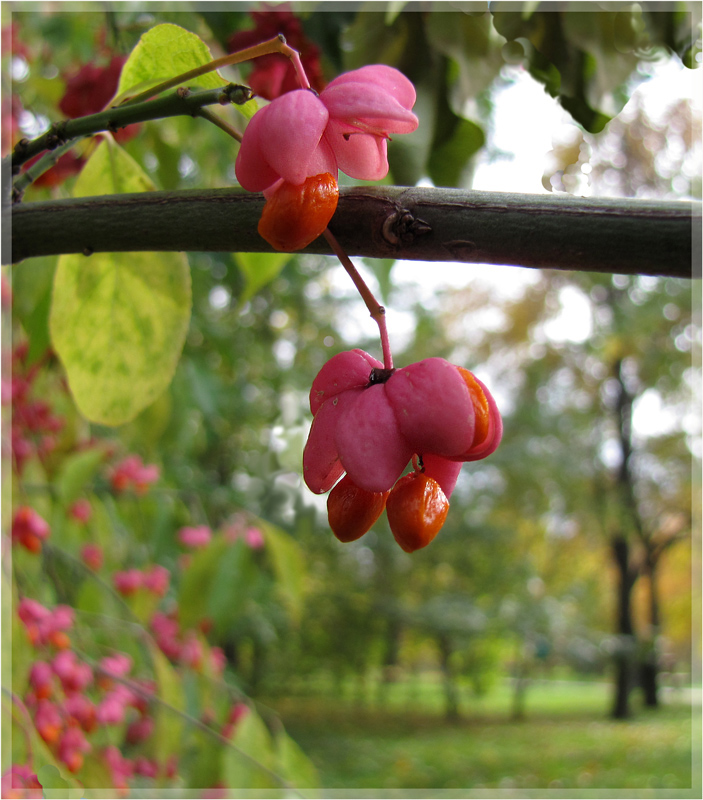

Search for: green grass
xmin=264 ymin=679 xmax=700 ymax=795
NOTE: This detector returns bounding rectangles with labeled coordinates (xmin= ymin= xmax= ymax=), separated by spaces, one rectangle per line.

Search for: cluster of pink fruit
xmin=8 ymin=588 xmax=247 ymax=795
xmin=15 ymin=597 xmax=160 ymax=785
xmin=303 ymin=350 xmax=502 ymax=551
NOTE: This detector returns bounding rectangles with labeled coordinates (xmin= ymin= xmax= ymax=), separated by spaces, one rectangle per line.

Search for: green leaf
xmin=276 ymin=729 xmax=320 ymax=793
xmin=50 ymin=138 xmax=192 ymax=426
xmin=261 ymin=521 xmax=305 ymax=623
xmin=236 ymin=97 xmax=259 ymax=121
xmin=207 ymin=540 xmax=256 ymax=636
xmin=428 ymin=116 xmax=485 ymax=188
xmin=8 ymin=257 xmax=56 ymax=365
xmin=236 ymin=252 xmax=291 ymax=304
xmin=55 ymin=447 xmax=105 ymax=505
xmin=224 ymin=708 xmax=279 ymax=790
xmin=151 ymin=645 xmax=186 ymax=764
xmin=36 ymin=764 xmax=72 ymax=800
xmin=178 ymin=538 xmax=230 ymax=630
xmin=117 ymin=23 xmax=226 ymax=98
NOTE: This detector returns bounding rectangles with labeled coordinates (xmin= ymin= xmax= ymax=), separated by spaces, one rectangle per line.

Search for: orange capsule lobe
xmin=386 ymin=472 xmax=449 ymax=553
xmin=456 ymin=366 xmax=490 ymax=448
xmin=327 ymin=474 xmax=389 ymax=543
xmin=258 ymin=172 xmax=339 ymax=251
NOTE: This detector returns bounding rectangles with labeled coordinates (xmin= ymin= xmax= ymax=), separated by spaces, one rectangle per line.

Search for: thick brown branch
xmin=5 ymin=186 xmax=699 ymax=277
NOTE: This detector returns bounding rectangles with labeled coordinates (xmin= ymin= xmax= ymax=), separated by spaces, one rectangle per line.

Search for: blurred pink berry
xmin=69 ymin=499 xmax=92 ymax=523
xmin=221 ymin=702 xmax=249 ymax=738
xmin=245 ymin=526 xmax=265 ymax=549
xmin=52 ymin=650 xmax=92 ymax=693
xmin=103 ymin=745 xmax=133 ymax=791
xmin=178 ymin=525 xmax=212 ymax=549
xmin=80 ymin=542 xmax=103 ymax=571
xmin=180 ymin=635 xmax=203 ymax=671
xmin=63 ymin=692 xmax=97 ymax=733
xmin=18 ymin=599 xmax=74 ymax=648
xmin=11 ymin=506 xmax=50 ymax=553
xmin=165 ymin=754 xmax=178 ymax=779
xmin=99 ymin=652 xmax=133 ymax=680
xmin=150 ymin=611 xmax=179 ymax=640
xmin=96 ymin=691 xmax=128 ymax=726
xmin=126 ymin=714 xmax=154 ymax=745
xmin=143 ymin=564 xmax=170 ymax=597
xmin=28 ymin=660 xmax=54 ymax=699
xmin=133 ymin=756 xmax=159 ymax=778
xmin=113 ymin=568 xmax=143 ymax=596
xmin=35 ymin=699 xmax=63 ymax=744
xmin=110 ymin=455 xmax=159 ymax=494
xmin=17 ymin=597 xmax=50 ymax=625
xmin=1 ymin=764 xmax=42 ymax=798
xmin=57 ymin=725 xmax=91 ymax=773
xmin=210 ymin=646 xmax=226 ymax=675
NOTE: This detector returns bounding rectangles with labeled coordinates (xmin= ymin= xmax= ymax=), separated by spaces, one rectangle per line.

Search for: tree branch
xmin=8 ymin=84 xmax=254 ymax=174
xmin=5 ymin=186 xmax=699 ymax=277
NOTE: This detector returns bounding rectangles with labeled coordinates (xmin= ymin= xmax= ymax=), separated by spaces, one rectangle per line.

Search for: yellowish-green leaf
xmin=55 ymin=447 xmax=105 ymax=505
xmin=36 ymin=764 xmax=72 ymax=800
xmin=224 ymin=708 xmax=279 ymax=791
xmin=117 ymin=23 xmax=226 ymax=98
xmin=236 ymin=252 xmax=291 ymax=304
xmin=276 ymin=729 xmax=320 ymax=794
xmin=50 ymin=138 xmax=191 ymax=426
xmin=151 ymin=645 xmax=186 ymax=763
xmin=236 ymin=97 xmax=260 ymax=121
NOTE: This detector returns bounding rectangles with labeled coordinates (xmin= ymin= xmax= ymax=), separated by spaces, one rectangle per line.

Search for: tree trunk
xmin=640 ymin=551 xmax=661 ymax=707
xmin=376 ymin=617 xmax=402 ymax=706
xmin=437 ymin=634 xmax=460 ymax=721
xmin=610 ymin=535 xmax=638 ymax=719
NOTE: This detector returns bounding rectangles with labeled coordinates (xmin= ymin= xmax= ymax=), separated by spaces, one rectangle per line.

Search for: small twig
xmin=12 ymin=136 xmax=94 ymax=202
xmin=323 ymin=227 xmax=394 ymax=369
xmin=119 ymin=34 xmax=309 ymax=107
xmin=196 ymin=107 xmax=243 ymax=143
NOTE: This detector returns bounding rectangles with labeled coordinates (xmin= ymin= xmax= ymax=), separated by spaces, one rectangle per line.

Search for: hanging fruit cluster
xmin=303 ymin=350 xmax=502 ymax=551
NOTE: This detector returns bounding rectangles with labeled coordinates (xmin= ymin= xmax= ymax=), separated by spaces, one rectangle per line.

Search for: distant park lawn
xmin=268 ymin=677 xmax=700 ymax=794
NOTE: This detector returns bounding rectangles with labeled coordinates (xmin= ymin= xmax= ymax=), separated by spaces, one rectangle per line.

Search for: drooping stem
xmin=196 ymin=107 xmax=243 ymax=142
xmin=323 ymin=227 xmax=393 ymax=370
